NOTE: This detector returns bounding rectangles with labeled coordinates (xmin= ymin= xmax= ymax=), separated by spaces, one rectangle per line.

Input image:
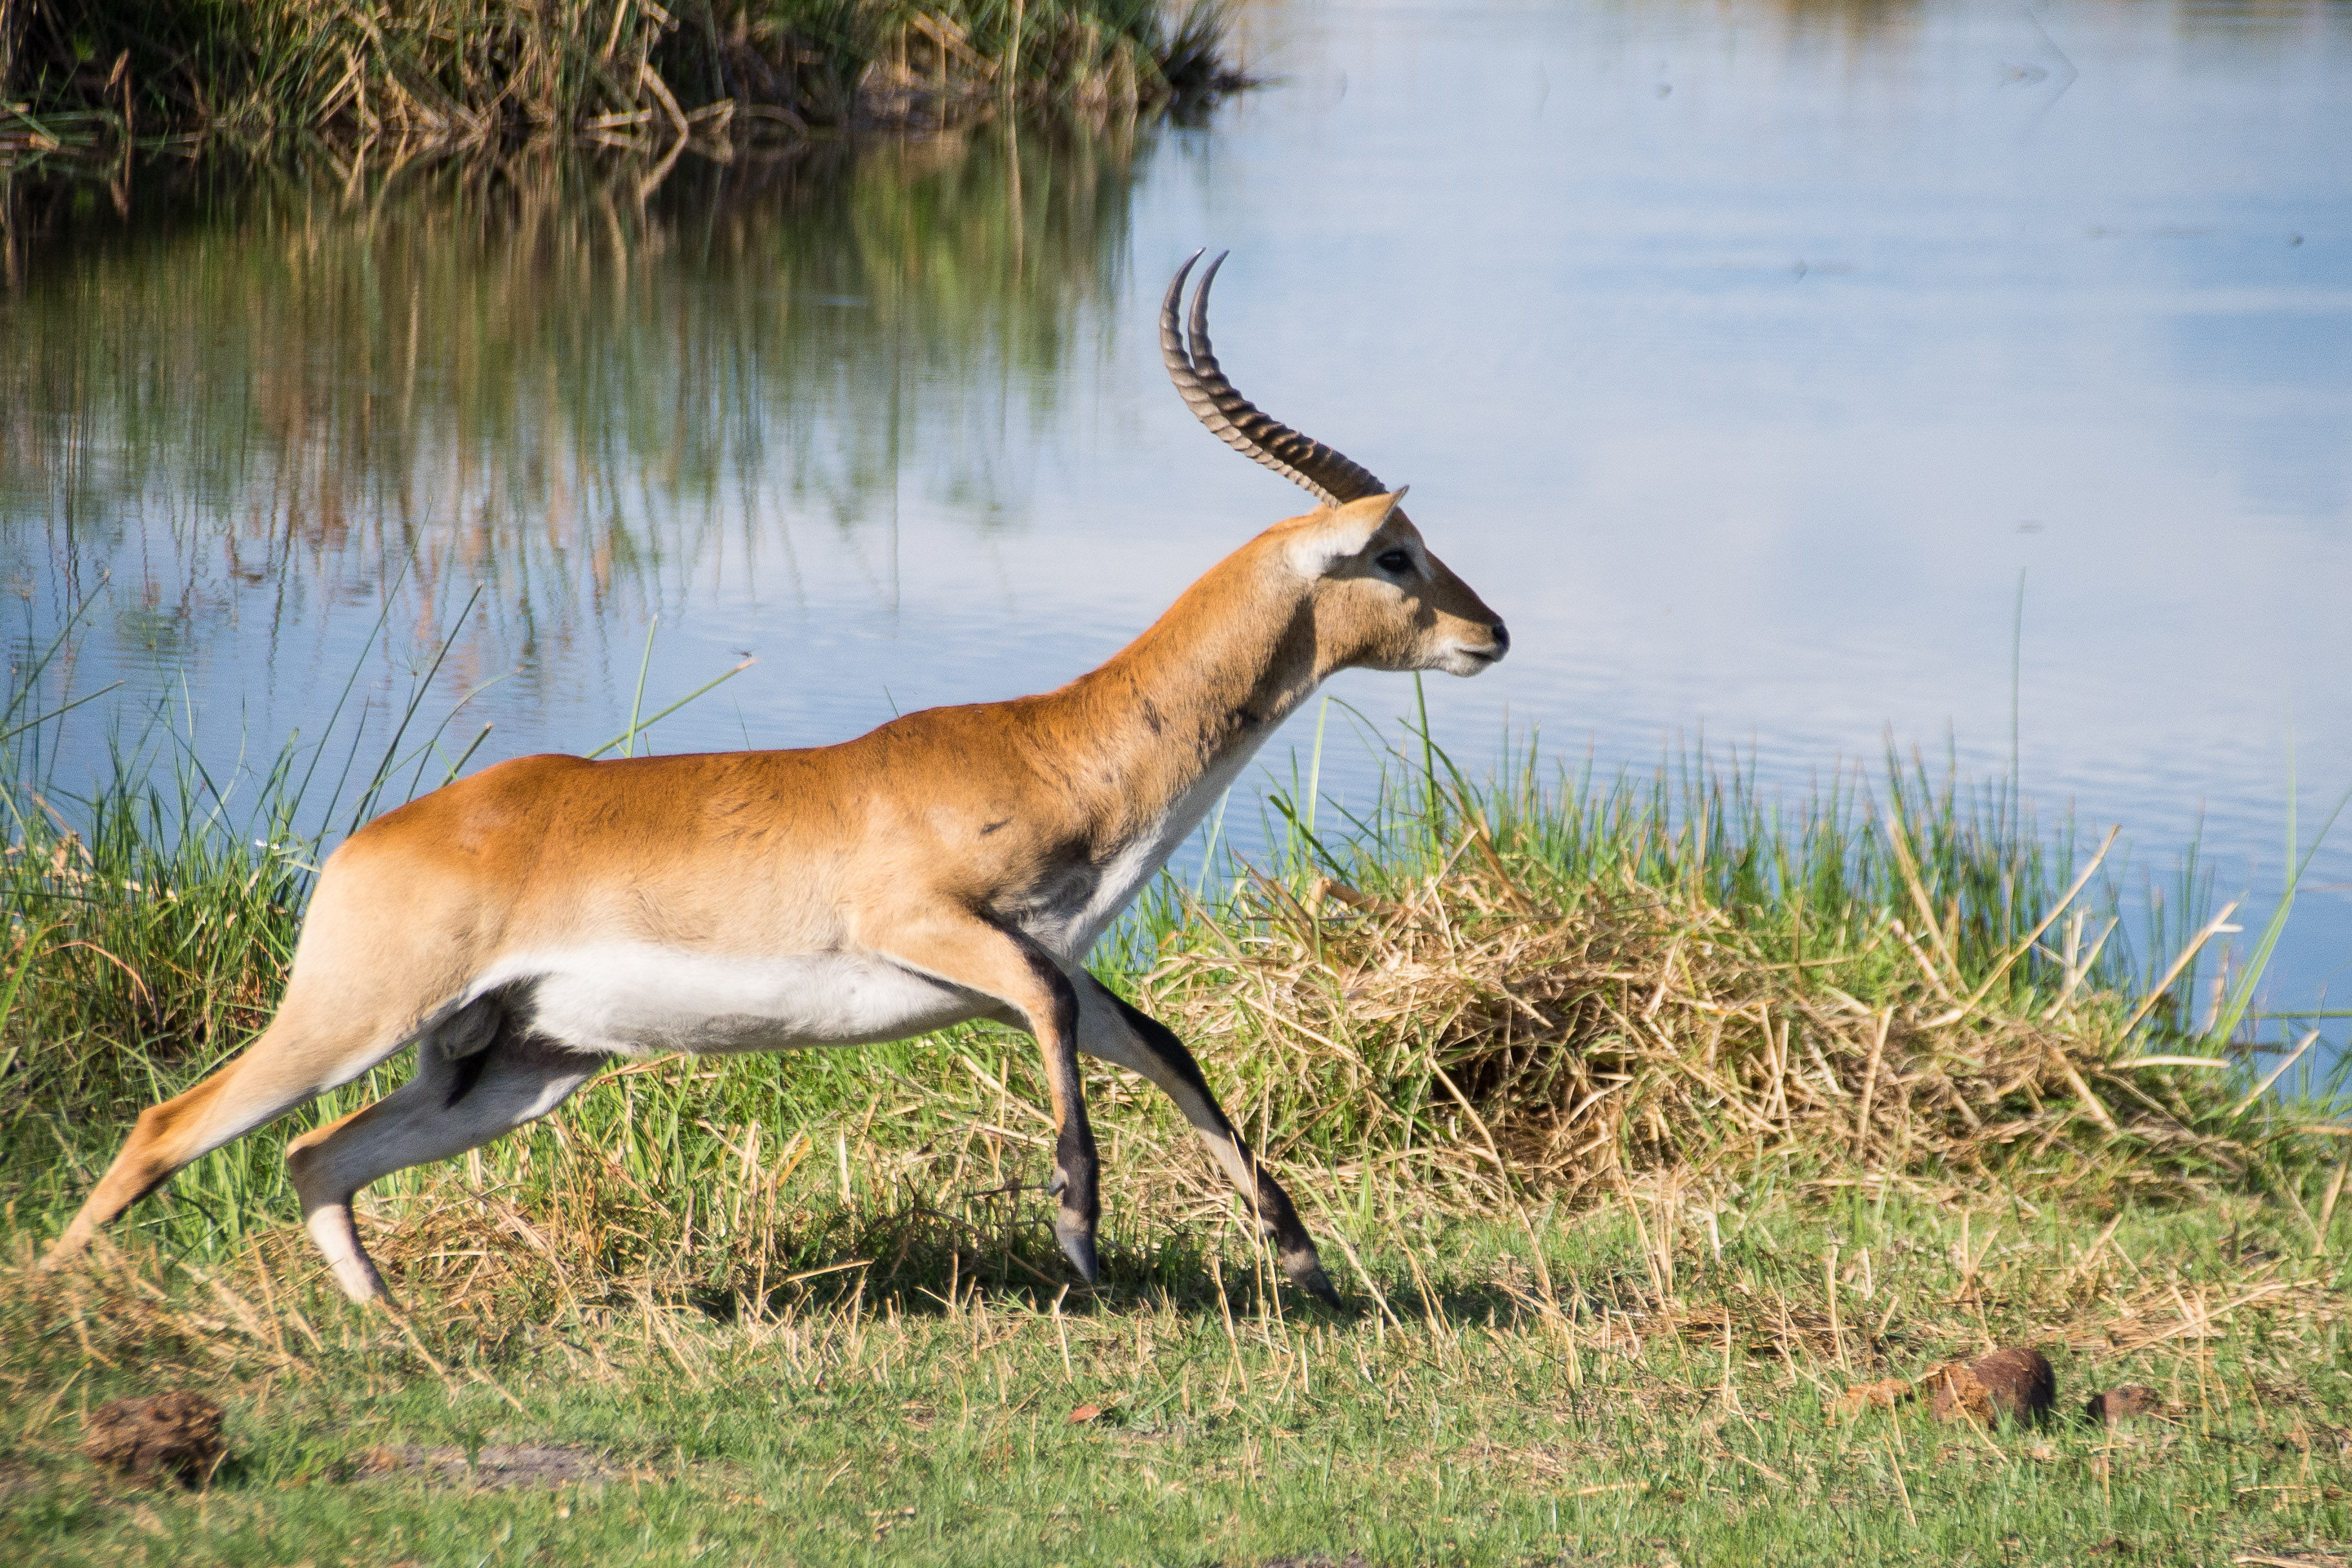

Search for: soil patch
xmin=356 ymin=1443 xmax=622 ymax=1490
xmin=82 ymin=1391 xmax=227 ymax=1485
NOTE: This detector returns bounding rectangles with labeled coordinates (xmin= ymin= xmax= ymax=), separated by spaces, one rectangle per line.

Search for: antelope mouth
xmin=1459 ymin=623 xmax=1511 ymax=669
xmin=1442 ymin=640 xmax=1508 ymax=677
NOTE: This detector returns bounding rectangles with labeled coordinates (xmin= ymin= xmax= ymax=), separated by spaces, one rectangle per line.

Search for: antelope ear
xmin=1286 ymin=487 xmax=1408 ymax=578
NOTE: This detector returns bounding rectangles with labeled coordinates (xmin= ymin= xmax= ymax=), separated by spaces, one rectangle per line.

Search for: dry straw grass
xmin=0 ymin=0 xmax=1244 ymax=153
xmin=1138 ymin=835 xmax=2277 ymax=1220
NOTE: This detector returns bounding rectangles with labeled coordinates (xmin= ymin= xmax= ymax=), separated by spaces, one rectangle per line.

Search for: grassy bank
xmin=2 ymin=666 xmax=2349 ymax=1562
xmin=8 ymin=1186 xmax=2350 ymax=1565
xmin=0 ymin=0 xmax=1243 ymax=151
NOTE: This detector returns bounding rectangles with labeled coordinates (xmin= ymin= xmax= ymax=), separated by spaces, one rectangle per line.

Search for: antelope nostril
xmin=1489 ymin=623 xmax=1511 ymax=656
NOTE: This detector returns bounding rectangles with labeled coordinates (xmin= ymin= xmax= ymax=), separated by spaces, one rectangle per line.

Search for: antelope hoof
xmin=303 ymin=1203 xmax=391 ymax=1303
xmin=39 ymin=1223 xmax=94 ymax=1273
xmin=1055 ymin=1214 xmax=1100 ymax=1285
xmin=331 ymin=1254 xmax=391 ymax=1305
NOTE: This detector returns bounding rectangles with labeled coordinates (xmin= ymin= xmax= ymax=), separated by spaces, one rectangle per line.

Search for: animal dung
xmin=1972 ymin=1347 xmax=2058 ymax=1421
xmin=1831 ymin=1377 xmax=1915 ymax=1421
xmin=2086 ymin=1384 xmax=2163 ymax=1425
xmin=1932 ymin=1348 xmax=2056 ymax=1425
xmin=82 ymin=1391 xmax=227 ymax=1485
xmin=1928 ymin=1362 xmax=1996 ymax=1425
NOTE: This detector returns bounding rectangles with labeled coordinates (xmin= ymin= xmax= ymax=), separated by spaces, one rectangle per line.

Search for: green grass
xmin=2 ymin=654 xmax=2349 ymax=1563
xmin=0 ymin=0 xmax=1245 ymax=147
xmin=5 ymin=1192 xmax=2350 ymax=1564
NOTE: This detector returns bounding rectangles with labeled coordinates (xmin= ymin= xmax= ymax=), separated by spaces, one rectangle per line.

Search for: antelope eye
xmin=1375 ymin=549 xmax=1413 ymax=574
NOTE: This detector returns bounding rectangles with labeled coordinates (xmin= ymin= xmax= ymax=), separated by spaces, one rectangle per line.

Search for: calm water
xmin=3 ymin=0 xmax=2348 ymax=1039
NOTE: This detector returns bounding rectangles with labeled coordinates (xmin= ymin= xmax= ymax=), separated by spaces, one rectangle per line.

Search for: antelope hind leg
xmin=43 ymin=994 xmax=418 ymax=1270
xmin=287 ymin=1009 xmax=602 ymax=1303
xmin=1076 ymin=976 xmax=1338 ymax=1304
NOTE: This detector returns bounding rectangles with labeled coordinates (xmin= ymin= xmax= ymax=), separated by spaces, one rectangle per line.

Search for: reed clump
xmin=0 ymin=0 xmax=1244 ymax=152
xmin=1144 ymin=844 xmax=2264 ymax=1214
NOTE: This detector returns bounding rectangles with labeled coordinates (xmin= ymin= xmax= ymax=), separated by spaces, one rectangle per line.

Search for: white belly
xmin=471 ymin=944 xmax=986 ymax=1057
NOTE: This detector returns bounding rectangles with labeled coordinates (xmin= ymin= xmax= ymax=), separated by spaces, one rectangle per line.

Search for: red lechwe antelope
xmin=43 ymin=252 xmax=1509 ymax=1305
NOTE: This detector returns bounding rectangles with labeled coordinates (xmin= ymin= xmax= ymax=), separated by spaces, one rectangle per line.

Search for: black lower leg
xmin=1050 ymin=1115 xmax=1100 ymax=1283
xmin=1108 ymin=993 xmax=1337 ymax=1303
xmin=1247 ymin=1160 xmax=1337 ymax=1303
xmin=1027 ymin=947 xmax=1099 ymax=1283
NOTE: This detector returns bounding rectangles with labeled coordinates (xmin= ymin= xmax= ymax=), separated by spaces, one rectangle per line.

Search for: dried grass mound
xmin=1147 ymin=845 xmax=2264 ymax=1205
xmin=82 ymin=1391 xmax=225 ymax=1485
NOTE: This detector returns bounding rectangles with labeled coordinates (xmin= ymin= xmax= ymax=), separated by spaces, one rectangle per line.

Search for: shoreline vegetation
xmin=3 ymin=648 xmax=2349 ymax=1560
xmin=3 ymin=648 xmax=2337 ymax=1237
xmin=0 ymin=0 xmax=1247 ymax=157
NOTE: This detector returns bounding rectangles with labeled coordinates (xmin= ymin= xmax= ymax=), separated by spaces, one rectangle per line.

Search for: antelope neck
xmin=1054 ymin=557 xmax=1324 ymax=848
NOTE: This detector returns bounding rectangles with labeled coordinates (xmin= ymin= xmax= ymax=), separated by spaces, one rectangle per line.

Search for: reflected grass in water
xmin=0 ymin=127 xmax=1146 ymax=699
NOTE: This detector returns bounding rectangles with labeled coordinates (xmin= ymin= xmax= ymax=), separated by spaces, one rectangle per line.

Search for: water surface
xmin=3 ymin=0 xmax=2348 ymax=1037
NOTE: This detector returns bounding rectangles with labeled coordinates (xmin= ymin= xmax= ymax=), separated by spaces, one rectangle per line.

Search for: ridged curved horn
xmin=1160 ymin=250 xmax=1388 ymax=507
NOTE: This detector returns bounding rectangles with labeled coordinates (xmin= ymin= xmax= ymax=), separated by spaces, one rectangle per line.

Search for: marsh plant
xmin=0 ymin=0 xmax=1247 ymax=150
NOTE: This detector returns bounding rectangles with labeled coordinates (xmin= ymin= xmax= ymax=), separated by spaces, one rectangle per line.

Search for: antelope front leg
xmin=875 ymin=916 xmax=1099 ymax=1283
xmin=1042 ymin=1024 xmax=1101 ymax=1282
xmin=1074 ymin=974 xmax=1338 ymax=1304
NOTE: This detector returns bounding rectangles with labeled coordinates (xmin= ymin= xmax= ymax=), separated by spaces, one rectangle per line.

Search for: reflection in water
xmin=1 ymin=126 xmax=1144 ymax=730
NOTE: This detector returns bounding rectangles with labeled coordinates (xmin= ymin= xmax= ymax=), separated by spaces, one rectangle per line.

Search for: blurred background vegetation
xmin=0 ymin=0 xmax=1245 ymax=145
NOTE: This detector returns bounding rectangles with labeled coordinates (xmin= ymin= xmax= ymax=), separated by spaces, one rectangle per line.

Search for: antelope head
xmin=1161 ymin=250 xmax=1510 ymax=680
